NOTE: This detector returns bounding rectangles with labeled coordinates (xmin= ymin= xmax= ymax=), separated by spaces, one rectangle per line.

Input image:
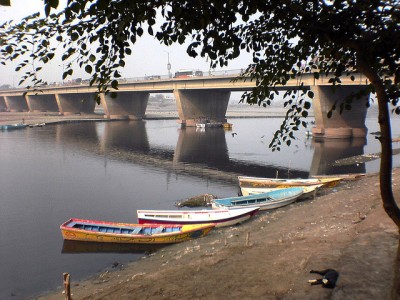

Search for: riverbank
xmin=36 ymin=171 xmax=400 ymax=300
xmin=0 ymin=103 xmax=292 ymax=126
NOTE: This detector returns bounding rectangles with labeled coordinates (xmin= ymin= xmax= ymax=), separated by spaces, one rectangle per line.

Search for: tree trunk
xmin=356 ymin=53 xmax=400 ymax=226
xmin=375 ymin=82 xmax=400 ymax=227
xmin=374 ymin=77 xmax=400 ymax=300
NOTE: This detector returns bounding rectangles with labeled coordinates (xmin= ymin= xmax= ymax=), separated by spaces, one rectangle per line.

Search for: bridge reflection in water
xmin=45 ymin=120 xmax=367 ymax=181
xmin=310 ymin=138 xmax=366 ymax=175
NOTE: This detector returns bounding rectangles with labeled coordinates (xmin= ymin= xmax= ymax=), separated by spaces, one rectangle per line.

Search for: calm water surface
xmin=0 ymin=116 xmax=399 ymax=299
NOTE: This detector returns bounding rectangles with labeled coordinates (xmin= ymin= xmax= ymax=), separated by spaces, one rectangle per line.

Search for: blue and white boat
xmin=211 ymin=187 xmax=304 ymax=211
xmin=0 ymin=123 xmax=27 ymax=131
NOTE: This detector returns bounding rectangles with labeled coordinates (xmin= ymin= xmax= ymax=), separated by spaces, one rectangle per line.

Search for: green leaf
xmin=5 ymin=45 xmax=13 ymax=54
xmin=111 ymin=80 xmax=118 ymax=89
xmin=71 ymin=32 xmax=79 ymax=41
xmin=85 ymin=65 xmax=92 ymax=74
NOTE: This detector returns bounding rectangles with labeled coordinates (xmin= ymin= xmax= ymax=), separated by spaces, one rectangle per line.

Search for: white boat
xmin=137 ymin=207 xmax=260 ymax=228
xmin=211 ymin=188 xmax=304 ymax=211
xmin=238 ymin=176 xmax=342 ymax=188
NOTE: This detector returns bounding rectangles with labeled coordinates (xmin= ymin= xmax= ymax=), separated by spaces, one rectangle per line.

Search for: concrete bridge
xmin=0 ymin=71 xmax=370 ymax=138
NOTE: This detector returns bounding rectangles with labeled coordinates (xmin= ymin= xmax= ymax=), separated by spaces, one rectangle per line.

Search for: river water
xmin=0 ymin=115 xmax=399 ymax=299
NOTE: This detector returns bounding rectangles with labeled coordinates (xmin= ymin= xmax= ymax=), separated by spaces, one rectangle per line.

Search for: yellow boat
xmin=60 ymin=218 xmax=215 ymax=244
xmin=238 ymin=176 xmax=342 ymax=188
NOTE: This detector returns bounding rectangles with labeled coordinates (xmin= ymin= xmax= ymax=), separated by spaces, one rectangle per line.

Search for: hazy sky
xmin=0 ymin=0 xmax=252 ymax=86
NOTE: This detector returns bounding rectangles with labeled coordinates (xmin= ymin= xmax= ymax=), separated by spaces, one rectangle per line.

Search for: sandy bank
xmin=37 ymin=171 xmax=400 ymax=300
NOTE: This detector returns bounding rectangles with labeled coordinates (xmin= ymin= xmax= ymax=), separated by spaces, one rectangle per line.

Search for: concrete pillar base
xmin=63 ymin=112 xmax=81 ymax=116
xmin=109 ymin=115 xmax=130 ymax=119
xmin=312 ymin=126 xmax=368 ymax=139
xmin=352 ymin=127 xmax=368 ymax=138
xmin=312 ymin=127 xmax=352 ymax=139
xmin=10 ymin=109 xmax=27 ymax=112
xmin=179 ymin=118 xmax=228 ymax=127
xmin=127 ymin=115 xmax=143 ymax=120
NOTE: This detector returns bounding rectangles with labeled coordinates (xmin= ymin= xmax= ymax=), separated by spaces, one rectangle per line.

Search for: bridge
xmin=0 ymin=70 xmax=370 ymax=138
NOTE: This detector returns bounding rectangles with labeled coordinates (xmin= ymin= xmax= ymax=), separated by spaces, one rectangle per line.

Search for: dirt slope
xmin=38 ymin=171 xmax=400 ymax=300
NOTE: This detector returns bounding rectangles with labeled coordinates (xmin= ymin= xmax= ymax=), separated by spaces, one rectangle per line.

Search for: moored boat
xmin=60 ymin=218 xmax=215 ymax=244
xmin=240 ymin=184 xmax=323 ymax=200
xmin=311 ymin=173 xmax=366 ymax=181
xmin=238 ymin=176 xmax=342 ymax=188
xmin=211 ymin=187 xmax=304 ymax=211
xmin=0 ymin=123 xmax=27 ymax=131
xmin=137 ymin=207 xmax=260 ymax=228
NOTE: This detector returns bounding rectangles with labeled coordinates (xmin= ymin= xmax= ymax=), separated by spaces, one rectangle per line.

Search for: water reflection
xmin=62 ymin=240 xmax=166 ymax=254
xmin=173 ymin=127 xmax=229 ymax=165
xmin=99 ymin=121 xmax=150 ymax=153
xmin=310 ymin=138 xmax=367 ymax=175
xmin=40 ymin=121 xmax=371 ymax=178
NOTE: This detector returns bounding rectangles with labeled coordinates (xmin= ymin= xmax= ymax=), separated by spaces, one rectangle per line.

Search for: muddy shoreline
xmin=35 ymin=171 xmax=400 ymax=300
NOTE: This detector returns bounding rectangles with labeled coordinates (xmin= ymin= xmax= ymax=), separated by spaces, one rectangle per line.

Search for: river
xmin=0 ymin=115 xmax=399 ymax=299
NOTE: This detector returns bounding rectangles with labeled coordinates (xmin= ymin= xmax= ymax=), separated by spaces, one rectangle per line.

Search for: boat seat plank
xmin=131 ymin=227 xmax=142 ymax=234
xmin=152 ymin=227 xmax=164 ymax=234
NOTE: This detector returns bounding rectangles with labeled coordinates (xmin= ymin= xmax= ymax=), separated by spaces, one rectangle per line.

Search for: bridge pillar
xmin=26 ymin=94 xmax=59 ymax=112
xmin=0 ymin=96 xmax=7 ymax=111
xmin=174 ymin=89 xmax=230 ymax=126
xmin=311 ymin=85 xmax=369 ymax=138
xmin=55 ymin=93 xmax=96 ymax=115
xmin=100 ymin=91 xmax=149 ymax=119
xmin=4 ymin=95 xmax=29 ymax=112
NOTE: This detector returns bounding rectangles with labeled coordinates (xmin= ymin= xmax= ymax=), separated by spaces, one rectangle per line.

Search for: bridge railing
xmin=0 ymin=69 xmax=245 ymax=91
xmin=0 ymin=69 xmax=370 ymax=91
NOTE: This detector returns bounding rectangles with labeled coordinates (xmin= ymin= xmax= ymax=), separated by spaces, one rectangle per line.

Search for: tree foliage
xmin=0 ymin=1 xmax=400 ymax=227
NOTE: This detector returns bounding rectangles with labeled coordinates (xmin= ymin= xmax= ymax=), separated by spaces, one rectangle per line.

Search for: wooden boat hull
xmin=240 ymin=184 xmax=323 ymax=200
xmin=311 ymin=174 xmax=365 ymax=181
xmin=211 ymin=188 xmax=304 ymax=211
xmin=137 ymin=207 xmax=260 ymax=228
xmin=238 ymin=176 xmax=341 ymax=188
xmin=60 ymin=219 xmax=214 ymax=244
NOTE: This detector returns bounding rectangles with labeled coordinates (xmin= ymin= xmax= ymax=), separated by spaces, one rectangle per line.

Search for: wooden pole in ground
xmin=246 ymin=232 xmax=250 ymax=246
xmin=63 ymin=272 xmax=71 ymax=300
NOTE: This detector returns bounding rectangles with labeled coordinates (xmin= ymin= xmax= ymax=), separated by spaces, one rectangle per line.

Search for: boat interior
xmin=70 ymin=222 xmax=181 ymax=235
